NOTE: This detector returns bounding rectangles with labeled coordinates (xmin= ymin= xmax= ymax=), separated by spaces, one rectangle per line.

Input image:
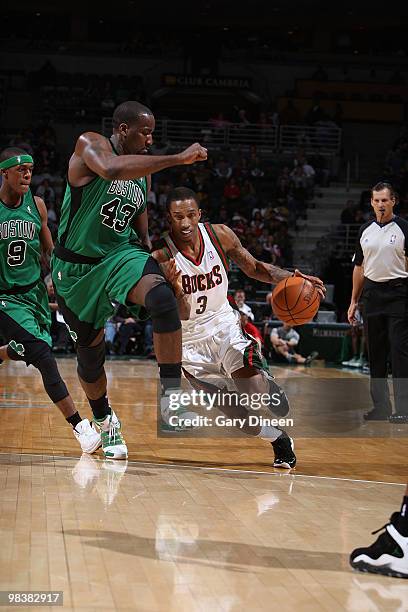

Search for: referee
xmin=348 ymin=181 xmax=408 ymax=423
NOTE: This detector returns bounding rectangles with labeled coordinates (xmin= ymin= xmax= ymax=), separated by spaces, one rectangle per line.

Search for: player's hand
xmin=347 ymin=301 xmax=358 ymax=325
xmin=294 ymin=269 xmax=326 ymax=300
xmin=161 ymin=258 xmax=183 ymax=297
xmin=178 ymin=143 xmax=208 ymax=165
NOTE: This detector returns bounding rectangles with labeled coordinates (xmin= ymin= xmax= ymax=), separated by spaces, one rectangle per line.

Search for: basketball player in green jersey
xmin=0 ymin=148 xmax=101 ymax=453
xmin=51 ymin=101 xmax=207 ymax=459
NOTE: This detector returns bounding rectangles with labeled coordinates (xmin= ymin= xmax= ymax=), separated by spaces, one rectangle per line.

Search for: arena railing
xmin=279 ymin=124 xmax=342 ymax=155
xmin=102 ymin=118 xmax=341 ymax=154
xmin=295 ymin=223 xmax=361 ymax=256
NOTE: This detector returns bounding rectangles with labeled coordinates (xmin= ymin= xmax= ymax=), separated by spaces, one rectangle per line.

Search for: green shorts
xmin=0 ymin=281 xmax=52 ymax=347
xmin=51 ymin=243 xmax=156 ymax=345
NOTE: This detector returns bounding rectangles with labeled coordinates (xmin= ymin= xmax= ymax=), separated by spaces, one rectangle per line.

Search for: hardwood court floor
xmin=0 ymin=453 xmax=405 ymax=611
xmin=1 ymin=358 xmax=407 ymax=483
xmin=0 ymin=360 xmax=407 ymax=611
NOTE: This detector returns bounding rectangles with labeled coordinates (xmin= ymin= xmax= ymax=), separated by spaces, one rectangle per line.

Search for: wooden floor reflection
xmin=1 ymin=358 xmax=407 ymax=483
xmin=0 ymin=453 xmax=405 ymax=611
xmin=1 ymin=358 xmax=407 ymax=610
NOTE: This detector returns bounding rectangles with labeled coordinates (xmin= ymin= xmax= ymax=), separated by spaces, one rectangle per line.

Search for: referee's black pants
xmin=362 ymin=278 xmax=408 ymax=416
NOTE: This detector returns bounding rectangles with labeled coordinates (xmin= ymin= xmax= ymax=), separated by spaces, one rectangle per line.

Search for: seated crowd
xmin=1 ymin=121 xmax=333 ymax=358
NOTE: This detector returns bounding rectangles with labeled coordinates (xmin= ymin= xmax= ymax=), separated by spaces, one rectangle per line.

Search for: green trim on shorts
xmin=242 ymin=332 xmax=268 ymax=372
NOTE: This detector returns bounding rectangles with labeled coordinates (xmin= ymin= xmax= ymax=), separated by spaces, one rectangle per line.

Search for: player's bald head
xmin=112 ymin=101 xmax=153 ymax=129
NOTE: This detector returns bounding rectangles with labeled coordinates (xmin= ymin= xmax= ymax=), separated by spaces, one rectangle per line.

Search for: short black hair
xmin=371 ymin=181 xmax=398 ymax=202
xmin=166 ymin=186 xmax=200 ymax=211
xmin=0 ymin=147 xmax=30 ymax=163
xmin=112 ymin=101 xmax=153 ymax=129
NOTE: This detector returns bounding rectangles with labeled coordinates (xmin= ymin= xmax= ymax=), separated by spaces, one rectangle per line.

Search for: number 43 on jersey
xmin=100 ymin=198 xmax=136 ymax=233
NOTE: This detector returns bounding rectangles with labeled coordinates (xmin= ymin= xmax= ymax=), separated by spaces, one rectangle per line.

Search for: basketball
xmin=272 ymin=276 xmax=320 ymax=325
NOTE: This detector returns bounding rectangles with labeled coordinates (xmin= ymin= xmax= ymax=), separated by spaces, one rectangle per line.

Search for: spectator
xmin=117 ymin=316 xmax=142 ymax=356
xmin=36 ymin=178 xmax=55 ymax=206
xmin=239 ymin=311 xmax=263 ymax=349
xmin=234 ymin=289 xmax=255 ymax=321
xmin=340 ymin=200 xmax=356 ymax=224
xmin=270 ymin=324 xmax=318 ymax=365
xmin=143 ymin=320 xmax=154 ymax=358
xmin=215 ymin=157 xmax=232 ymax=180
xmin=279 ymin=100 xmax=301 ymax=125
xmin=305 ymin=97 xmax=325 ymax=125
xmin=223 ymin=177 xmax=241 ymax=200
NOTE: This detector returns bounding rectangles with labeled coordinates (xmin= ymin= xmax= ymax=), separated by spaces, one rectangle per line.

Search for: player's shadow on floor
xmin=64 ymin=529 xmax=349 ymax=572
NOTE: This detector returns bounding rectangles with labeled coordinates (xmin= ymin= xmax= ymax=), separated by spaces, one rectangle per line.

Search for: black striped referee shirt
xmin=353 ymin=216 xmax=408 ymax=282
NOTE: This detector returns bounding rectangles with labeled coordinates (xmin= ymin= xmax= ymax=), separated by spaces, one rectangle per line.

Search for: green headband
xmin=0 ymin=154 xmax=34 ymax=170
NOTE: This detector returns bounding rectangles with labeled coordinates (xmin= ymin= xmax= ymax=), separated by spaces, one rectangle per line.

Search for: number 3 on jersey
xmin=100 ymin=198 xmax=136 ymax=233
xmin=195 ymin=296 xmax=207 ymax=314
xmin=7 ymin=240 xmax=27 ymax=266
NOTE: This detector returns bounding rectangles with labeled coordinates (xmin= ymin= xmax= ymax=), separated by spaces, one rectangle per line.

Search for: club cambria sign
xmin=162 ymin=74 xmax=252 ymax=89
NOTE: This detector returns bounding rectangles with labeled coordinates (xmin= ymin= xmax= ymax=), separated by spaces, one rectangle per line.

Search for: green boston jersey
xmin=57 ymin=168 xmax=147 ymax=259
xmin=0 ymin=190 xmax=42 ymax=291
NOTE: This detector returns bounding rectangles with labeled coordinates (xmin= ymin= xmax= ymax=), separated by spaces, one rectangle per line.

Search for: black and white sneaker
xmin=271 ymin=432 xmax=296 ymax=469
xmin=389 ymin=414 xmax=408 ymax=424
xmin=350 ymin=512 xmax=408 ymax=579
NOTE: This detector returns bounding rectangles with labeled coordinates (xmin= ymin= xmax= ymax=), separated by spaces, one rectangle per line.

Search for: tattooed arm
xmin=213 ymin=224 xmax=325 ymax=295
xmin=213 ymin=224 xmax=292 ymax=283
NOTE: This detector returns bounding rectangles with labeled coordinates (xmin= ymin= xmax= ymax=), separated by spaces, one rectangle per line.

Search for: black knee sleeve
xmin=145 ymin=283 xmax=181 ymax=333
xmin=77 ymin=339 xmax=106 ymax=383
xmin=35 ymin=356 xmax=69 ymax=404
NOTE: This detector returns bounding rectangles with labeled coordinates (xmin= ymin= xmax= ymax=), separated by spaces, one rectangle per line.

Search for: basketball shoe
xmin=350 ymin=512 xmax=408 ymax=579
xmin=73 ymin=418 xmax=101 ymax=454
xmin=389 ymin=414 xmax=408 ymax=424
xmin=271 ymin=432 xmax=296 ymax=469
xmin=304 ymin=351 xmax=319 ymax=365
xmin=92 ymin=409 xmax=128 ymax=459
xmin=160 ymin=388 xmax=199 ymax=431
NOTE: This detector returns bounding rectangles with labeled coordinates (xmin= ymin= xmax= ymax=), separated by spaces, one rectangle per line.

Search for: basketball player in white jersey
xmin=153 ymin=187 xmax=325 ymax=468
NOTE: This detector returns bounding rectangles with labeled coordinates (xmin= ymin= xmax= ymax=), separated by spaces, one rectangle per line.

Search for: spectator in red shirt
xmin=239 ymin=311 xmax=263 ymax=347
xmin=223 ymin=177 xmax=241 ymax=200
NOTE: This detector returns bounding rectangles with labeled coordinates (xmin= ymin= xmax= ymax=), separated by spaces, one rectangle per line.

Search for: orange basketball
xmin=271 ymin=276 xmax=320 ymax=325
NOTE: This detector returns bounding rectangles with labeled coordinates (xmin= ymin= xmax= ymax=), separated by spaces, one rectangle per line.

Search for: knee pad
xmin=77 ymin=339 xmax=106 ymax=383
xmin=268 ymin=377 xmax=290 ymax=417
xmin=145 ymin=283 xmax=181 ymax=333
xmin=35 ymin=356 xmax=69 ymax=404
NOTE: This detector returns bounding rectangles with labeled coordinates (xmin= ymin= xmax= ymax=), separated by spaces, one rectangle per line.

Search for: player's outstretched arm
xmin=151 ymin=250 xmax=191 ymax=320
xmin=76 ymin=133 xmax=207 ymax=182
xmin=214 ymin=224 xmax=325 ymax=297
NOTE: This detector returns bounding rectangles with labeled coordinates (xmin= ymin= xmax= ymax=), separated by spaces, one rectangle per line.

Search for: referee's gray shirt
xmin=354 ymin=216 xmax=408 ymax=282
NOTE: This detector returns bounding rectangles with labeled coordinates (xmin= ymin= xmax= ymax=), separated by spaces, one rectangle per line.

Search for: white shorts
xmin=182 ymin=310 xmax=266 ymax=380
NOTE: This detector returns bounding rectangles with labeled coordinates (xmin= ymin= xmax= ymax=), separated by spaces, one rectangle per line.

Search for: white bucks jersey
xmin=163 ymin=223 xmax=233 ymax=341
